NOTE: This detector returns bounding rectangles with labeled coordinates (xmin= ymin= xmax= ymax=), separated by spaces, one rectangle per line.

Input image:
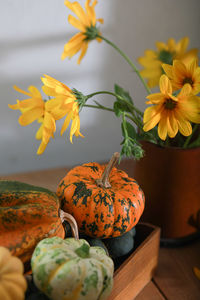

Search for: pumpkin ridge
xmin=44 ymin=257 xmax=79 ymax=292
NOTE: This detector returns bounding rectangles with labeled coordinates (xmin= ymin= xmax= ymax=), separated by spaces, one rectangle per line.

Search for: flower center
xmin=182 ymin=77 xmax=194 ymax=86
xmin=72 ymin=88 xmax=88 ymax=110
xmin=84 ymin=25 xmax=99 ymax=40
xmin=164 ymin=98 xmax=177 ymax=110
xmin=159 ymin=50 xmax=174 ymax=65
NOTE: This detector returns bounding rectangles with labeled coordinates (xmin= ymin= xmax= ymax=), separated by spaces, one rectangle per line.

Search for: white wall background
xmin=0 ymin=0 xmax=199 ymax=175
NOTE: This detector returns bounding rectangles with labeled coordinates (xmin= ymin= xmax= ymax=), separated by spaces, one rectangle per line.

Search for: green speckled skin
xmin=0 ymin=180 xmax=64 ymax=265
xmin=31 ymin=236 xmax=114 ymax=300
xmin=57 ymin=162 xmax=145 ymax=238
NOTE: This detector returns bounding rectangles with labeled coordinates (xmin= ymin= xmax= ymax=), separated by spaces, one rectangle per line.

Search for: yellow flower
xmin=143 ymin=74 xmax=200 ymax=140
xmin=35 ymin=101 xmax=64 ymax=155
xmin=162 ymin=59 xmax=200 ymax=95
xmin=61 ymin=0 xmax=104 ymax=64
xmin=41 ymin=74 xmax=84 ymax=143
xmin=8 ymin=85 xmax=45 ymax=125
xmin=9 ymin=85 xmax=64 ymax=155
xmin=138 ymin=37 xmax=198 ymax=88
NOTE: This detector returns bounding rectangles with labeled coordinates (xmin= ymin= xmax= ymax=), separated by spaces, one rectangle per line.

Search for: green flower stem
xmin=84 ymin=104 xmax=138 ymax=125
xmin=83 ymin=104 xmax=114 ymax=113
xmin=183 ymin=124 xmax=199 ymax=148
xmin=98 ymin=35 xmax=151 ymax=95
xmin=124 ymin=112 xmax=142 ymax=130
xmin=86 ymin=90 xmax=143 ymax=116
xmin=87 ymin=90 xmax=119 ymax=99
xmin=122 ymin=113 xmax=128 ymax=139
xmin=84 ymin=103 xmax=140 ymax=129
xmin=85 ymin=90 xmax=157 ymax=143
xmin=84 ymin=103 xmax=157 ymax=143
xmin=86 ymin=90 xmax=144 ymax=129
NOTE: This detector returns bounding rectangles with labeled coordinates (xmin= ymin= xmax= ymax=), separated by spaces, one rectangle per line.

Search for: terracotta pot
xmin=132 ymin=141 xmax=200 ymax=241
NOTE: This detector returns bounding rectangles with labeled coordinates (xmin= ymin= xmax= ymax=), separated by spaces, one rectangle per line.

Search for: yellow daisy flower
xmin=143 ymin=74 xmax=200 ymax=140
xmin=162 ymin=59 xmax=200 ymax=95
xmin=61 ymin=0 xmax=104 ymax=64
xmin=9 ymin=85 xmax=64 ymax=155
xmin=41 ymin=74 xmax=84 ymax=143
xmin=8 ymin=85 xmax=45 ymax=126
xmin=138 ymin=37 xmax=198 ymax=88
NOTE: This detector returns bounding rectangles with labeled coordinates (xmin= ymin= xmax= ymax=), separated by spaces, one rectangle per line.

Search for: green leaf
xmin=113 ymin=101 xmax=131 ymax=117
xmin=114 ymin=84 xmax=133 ymax=104
xmin=121 ymin=121 xmax=137 ymax=140
xmin=114 ymin=101 xmax=124 ymax=117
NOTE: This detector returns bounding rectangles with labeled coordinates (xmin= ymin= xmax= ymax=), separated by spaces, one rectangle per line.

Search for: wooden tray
xmin=108 ymin=222 xmax=160 ymax=300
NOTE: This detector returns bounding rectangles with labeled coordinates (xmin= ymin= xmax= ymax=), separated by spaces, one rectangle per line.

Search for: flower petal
xmin=179 ymin=95 xmax=200 ymax=123
xmin=178 ymin=83 xmax=192 ymax=98
xmin=43 ymin=112 xmax=56 ymax=132
xmin=143 ymin=106 xmax=161 ymax=131
xmin=181 ymin=49 xmax=199 ymax=65
xmin=169 ymin=113 xmax=178 ymax=137
xmin=187 ymin=58 xmax=197 ymax=74
xmin=17 ymin=98 xmax=43 ymax=109
xmin=159 ymin=74 xmax=172 ymax=94
xmin=68 ymin=15 xmax=85 ymax=31
xmin=28 ymin=86 xmax=42 ymax=98
xmin=156 ymin=41 xmax=167 ymax=51
xmin=167 ymin=113 xmax=178 ymax=138
xmin=158 ymin=114 xmax=168 ymax=140
xmin=35 ymin=123 xmax=43 ymax=140
xmin=85 ymin=0 xmax=96 ymax=26
xmin=13 ymin=85 xmax=31 ymax=97
xmin=42 ymin=75 xmax=72 ymax=96
xmin=60 ymin=111 xmax=73 ymax=136
xmin=140 ymin=67 xmax=161 ymax=78
xmin=19 ymin=108 xmax=43 ymax=126
xmin=65 ymin=1 xmax=90 ymax=27
xmin=42 ymin=86 xmax=57 ymax=97
xmin=177 ymin=118 xmax=192 ymax=136
xmin=37 ymin=141 xmax=48 ymax=155
xmin=162 ymin=64 xmax=173 ymax=79
xmin=176 ymin=37 xmax=189 ymax=56
xmin=77 ymin=42 xmax=89 ymax=64
xmin=70 ymin=115 xmax=79 ymax=143
xmin=8 ymin=100 xmax=21 ymax=110
xmin=146 ymin=93 xmax=165 ymax=104
xmin=62 ymin=33 xmax=85 ymax=60
xmin=173 ymin=60 xmax=187 ymax=79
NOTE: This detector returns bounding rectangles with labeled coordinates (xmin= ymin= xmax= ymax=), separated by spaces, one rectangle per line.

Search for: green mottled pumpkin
xmin=0 ymin=180 xmax=65 ymax=268
xmin=31 ymin=236 xmax=114 ymax=300
xmin=57 ymin=153 xmax=145 ymax=238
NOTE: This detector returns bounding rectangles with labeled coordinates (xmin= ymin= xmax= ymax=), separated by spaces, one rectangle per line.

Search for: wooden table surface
xmin=1 ymin=160 xmax=200 ymax=300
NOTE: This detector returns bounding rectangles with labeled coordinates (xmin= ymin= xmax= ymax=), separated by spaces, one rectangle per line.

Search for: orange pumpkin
xmin=0 ymin=180 xmax=65 ymax=271
xmin=57 ymin=153 xmax=145 ymax=238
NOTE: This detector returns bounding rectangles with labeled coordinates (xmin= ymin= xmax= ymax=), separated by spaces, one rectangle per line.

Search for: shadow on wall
xmin=1 ymin=0 xmax=199 ymax=175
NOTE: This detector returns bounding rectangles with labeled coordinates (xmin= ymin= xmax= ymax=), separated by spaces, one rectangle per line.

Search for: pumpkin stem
xmin=59 ymin=209 xmax=79 ymax=240
xmin=96 ymin=152 xmax=120 ymax=188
